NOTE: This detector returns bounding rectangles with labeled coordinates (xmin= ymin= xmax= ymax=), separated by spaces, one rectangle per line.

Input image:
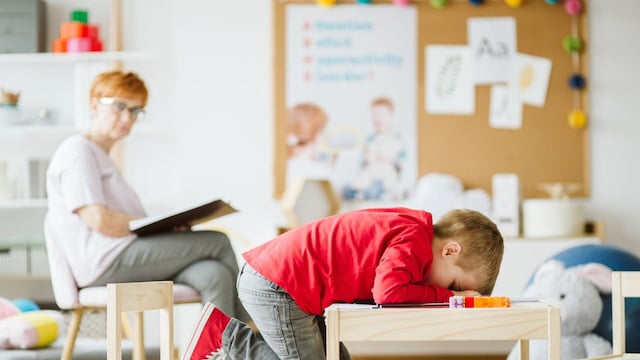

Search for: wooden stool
xmin=107 ymin=281 xmax=175 ymax=360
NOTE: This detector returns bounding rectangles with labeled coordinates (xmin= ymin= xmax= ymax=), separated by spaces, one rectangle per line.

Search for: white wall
xmin=586 ymin=0 xmax=640 ymax=254
xmin=124 ymin=0 xmax=280 ymax=249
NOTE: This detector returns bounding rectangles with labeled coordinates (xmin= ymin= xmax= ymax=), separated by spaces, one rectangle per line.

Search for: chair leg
xmin=133 ymin=311 xmax=145 ymax=360
xmin=61 ymin=308 xmax=84 ymax=360
xmin=121 ymin=313 xmax=135 ymax=341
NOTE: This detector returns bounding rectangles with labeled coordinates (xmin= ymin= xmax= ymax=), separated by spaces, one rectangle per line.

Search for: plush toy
xmin=0 ymin=297 xmax=20 ymax=319
xmin=507 ymin=260 xmax=613 ymax=360
xmin=0 ymin=310 xmax=64 ymax=349
xmin=0 ymin=297 xmax=63 ymax=350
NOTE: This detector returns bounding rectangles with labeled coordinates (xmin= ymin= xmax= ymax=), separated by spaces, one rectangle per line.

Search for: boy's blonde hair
xmin=433 ymin=209 xmax=504 ymax=295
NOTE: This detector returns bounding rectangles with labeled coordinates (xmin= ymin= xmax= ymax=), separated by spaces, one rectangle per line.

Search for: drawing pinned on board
xmin=426 ymin=45 xmax=474 ymax=115
xmin=512 ymin=53 xmax=552 ymax=107
xmin=467 ymin=17 xmax=517 ymax=84
xmin=489 ymin=85 xmax=522 ymax=129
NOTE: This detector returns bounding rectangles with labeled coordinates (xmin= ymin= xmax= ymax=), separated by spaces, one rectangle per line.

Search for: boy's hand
xmin=452 ymin=290 xmax=481 ymax=297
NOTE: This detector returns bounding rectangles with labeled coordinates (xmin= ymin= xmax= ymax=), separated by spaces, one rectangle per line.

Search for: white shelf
xmin=0 ymin=51 xmax=150 ymax=64
xmin=0 ymin=198 xmax=48 ymax=208
xmin=0 ymin=124 xmax=77 ymax=135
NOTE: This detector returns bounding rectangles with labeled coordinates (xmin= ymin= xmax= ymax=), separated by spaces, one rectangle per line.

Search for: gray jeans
xmin=87 ymin=230 xmax=250 ymax=322
xmin=221 ymin=264 xmax=351 ymax=360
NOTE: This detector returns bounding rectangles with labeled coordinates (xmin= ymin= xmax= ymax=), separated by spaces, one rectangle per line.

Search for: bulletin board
xmin=272 ymin=0 xmax=589 ymax=199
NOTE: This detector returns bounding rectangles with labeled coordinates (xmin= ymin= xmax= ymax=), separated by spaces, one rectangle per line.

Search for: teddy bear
xmin=507 ymin=259 xmax=614 ymax=360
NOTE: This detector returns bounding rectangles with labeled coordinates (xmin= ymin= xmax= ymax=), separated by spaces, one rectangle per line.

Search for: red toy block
xmin=87 ymin=25 xmax=99 ymax=40
xmin=60 ymin=21 xmax=88 ymax=39
xmin=91 ymin=39 xmax=103 ymax=52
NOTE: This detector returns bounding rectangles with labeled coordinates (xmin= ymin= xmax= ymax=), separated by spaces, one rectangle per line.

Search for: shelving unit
xmin=0 ymin=0 xmax=129 ymax=304
xmin=0 ymin=0 xmax=134 ymax=204
xmin=0 ymin=51 xmax=147 ymax=64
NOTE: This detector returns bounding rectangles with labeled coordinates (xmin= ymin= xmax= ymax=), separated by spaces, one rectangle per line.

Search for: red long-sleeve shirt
xmin=242 ymin=207 xmax=454 ymax=315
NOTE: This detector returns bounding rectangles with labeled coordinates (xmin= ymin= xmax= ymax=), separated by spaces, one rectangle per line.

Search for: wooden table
xmin=324 ymin=303 xmax=560 ymax=360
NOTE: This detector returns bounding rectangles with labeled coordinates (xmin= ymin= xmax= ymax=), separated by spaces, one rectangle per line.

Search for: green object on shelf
xmin=71 ymin=9 xmax=89 ymax=23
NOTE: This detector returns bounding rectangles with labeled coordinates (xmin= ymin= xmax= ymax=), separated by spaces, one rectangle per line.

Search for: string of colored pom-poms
xmin=312 ymin=0 xmax=542 ymax=8
xmin=563 ymin=0 xmax=587 ymax=129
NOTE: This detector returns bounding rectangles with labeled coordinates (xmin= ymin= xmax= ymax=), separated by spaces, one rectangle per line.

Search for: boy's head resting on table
xmin=431 ymin=209 xmax=504 ymax=296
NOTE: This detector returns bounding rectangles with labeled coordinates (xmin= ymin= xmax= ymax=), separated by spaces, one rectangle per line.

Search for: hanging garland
xmin=562 ymin=0 xmax=587 ymax=129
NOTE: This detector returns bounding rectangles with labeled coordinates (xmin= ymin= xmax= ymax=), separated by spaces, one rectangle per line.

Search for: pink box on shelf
xmin=66 ymin=37 xmax=92 ymax=52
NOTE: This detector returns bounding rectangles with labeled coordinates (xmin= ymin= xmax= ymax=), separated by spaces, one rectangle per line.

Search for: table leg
xmin=548 ymin=307 xmax=561 ymax=360
xmin=325 ymin=310 xmax=340 ymax=360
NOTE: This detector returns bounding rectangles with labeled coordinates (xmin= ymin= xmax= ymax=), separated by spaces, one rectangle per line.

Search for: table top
xmin=325 ymin=302 xmax=559 ymax=342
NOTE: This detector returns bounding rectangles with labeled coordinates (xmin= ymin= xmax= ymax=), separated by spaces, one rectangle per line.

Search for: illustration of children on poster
xmin=284 ymin=5 xmax=417 ymax=201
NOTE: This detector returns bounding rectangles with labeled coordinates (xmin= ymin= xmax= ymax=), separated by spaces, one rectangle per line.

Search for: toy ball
xmin=563 ymin=35 xmax=583 ymax=53
xmin=392 ymin=0 xmax=411 ymax=6
xmin=545 ymin=0 xmax=560 ymax=4
xmin=12 ymin=298 xmax=40 ymax=313
xmin=430 ymin=0 xmax=448 ymax=9
xmin=565 ymin=0 xmax=583 ymax=15
xmin=568 ymin=110 xmax=587 ymax=129
xmin=356 ymin=0 xmax=372 ymax=4
xmin=316 ymin=0 xmax=336 ymax=7
xmin=548 ymin=244 xmax=640 ymax=353
xmin=504 ymin=0 xmax=524 ymax=8
xmin=569 ymin=73 xmax=586 ymax=90
xmin=469 ymin=0 xmax=484 ymax=5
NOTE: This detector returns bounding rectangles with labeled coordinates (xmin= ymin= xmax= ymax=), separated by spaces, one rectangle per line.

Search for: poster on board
xmin=285 ymin=5 xmax=417 ymax=202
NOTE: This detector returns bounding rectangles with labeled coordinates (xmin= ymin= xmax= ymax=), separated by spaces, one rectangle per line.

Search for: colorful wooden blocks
xmin=449 ymin=296 xmax=511 ymax=308
xmin=51 ymin=9 xmax=103 ymax=53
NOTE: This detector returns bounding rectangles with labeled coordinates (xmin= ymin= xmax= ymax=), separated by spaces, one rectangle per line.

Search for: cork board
xmin=272 ymin=0 xmax=589 ymax=199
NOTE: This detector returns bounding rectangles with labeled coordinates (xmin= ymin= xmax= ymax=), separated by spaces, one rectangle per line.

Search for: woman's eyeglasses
xmin=99 ymin=97 xmax=145 ymax=118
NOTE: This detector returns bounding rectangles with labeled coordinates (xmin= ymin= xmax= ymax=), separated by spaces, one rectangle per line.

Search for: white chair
xmin=587 ymin=271 xmax=640 ymax=360
xmin=107 ymin=281 xmax=175 ymax=360
xmin=45 ymin=233 xmax=201 ymax=360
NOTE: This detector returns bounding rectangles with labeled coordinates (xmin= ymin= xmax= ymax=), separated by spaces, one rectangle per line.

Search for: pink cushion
xmin=78 ymin=284 xmax=201 ymax=307
xmin=172 ymin=284 xmax=202 ymax=303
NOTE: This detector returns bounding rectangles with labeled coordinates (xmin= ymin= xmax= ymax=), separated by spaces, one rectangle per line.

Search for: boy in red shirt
xmin=182 ymin=207 xmax=504 ymax=360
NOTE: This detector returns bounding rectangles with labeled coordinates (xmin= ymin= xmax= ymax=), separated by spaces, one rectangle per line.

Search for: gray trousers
xmin=220 ymin=264 xmax=351 ymax=359
xmin=87 ymin=230 xmax=250 ymax=322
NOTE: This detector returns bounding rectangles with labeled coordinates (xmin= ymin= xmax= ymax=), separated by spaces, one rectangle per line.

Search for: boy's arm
xmin=372 ymin=244 xmax=454 ymax=304
xmin=452 ymin=290 xmax=481 ymax=297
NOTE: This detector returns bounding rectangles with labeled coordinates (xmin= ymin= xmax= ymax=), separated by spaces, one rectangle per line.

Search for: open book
xmin=129 ymin=199 xmax=237 ymax=236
